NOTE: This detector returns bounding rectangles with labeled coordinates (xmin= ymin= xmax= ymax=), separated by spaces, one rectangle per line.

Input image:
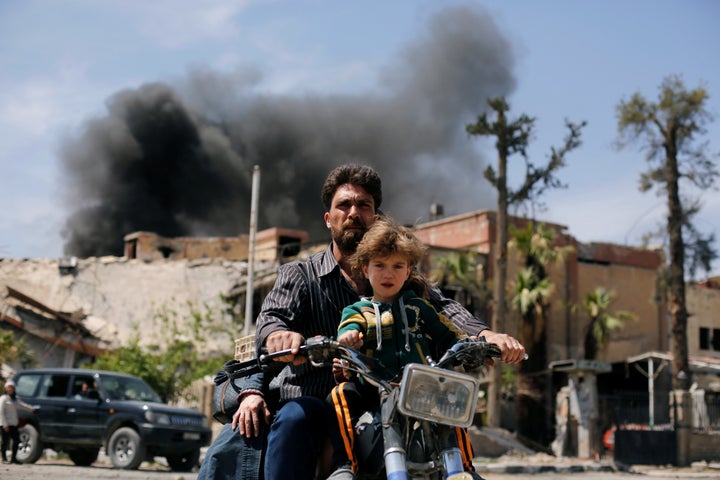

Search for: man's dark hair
xmin=321 ymin=164 xmax=383 ymax=211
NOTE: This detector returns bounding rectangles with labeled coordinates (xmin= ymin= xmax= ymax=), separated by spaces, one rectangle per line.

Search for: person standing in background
xmin=0 ymin=379 xmax=34 ymax=464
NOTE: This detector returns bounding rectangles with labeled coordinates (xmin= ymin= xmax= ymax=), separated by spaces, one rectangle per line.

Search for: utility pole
xmin=244 ymin=165 xmax=260 ymax=337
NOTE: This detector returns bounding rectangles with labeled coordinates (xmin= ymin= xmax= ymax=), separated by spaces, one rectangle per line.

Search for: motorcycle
xmin=226 ymin=335 xmax=502 ymax=480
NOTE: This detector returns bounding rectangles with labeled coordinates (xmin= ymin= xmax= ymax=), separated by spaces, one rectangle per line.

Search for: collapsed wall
xmin=0 ymin=256 xmax=263 ymax=365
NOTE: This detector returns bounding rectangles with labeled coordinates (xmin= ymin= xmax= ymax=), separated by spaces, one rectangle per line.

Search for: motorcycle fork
xmin=380 ymin=389 xmax=410 ymax=480
xmin=435 ymin=425 xmax=467 ymax=479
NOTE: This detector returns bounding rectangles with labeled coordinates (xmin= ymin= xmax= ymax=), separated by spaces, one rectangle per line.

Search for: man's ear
xmin=324 ymin=212 xmax=331 ymax=228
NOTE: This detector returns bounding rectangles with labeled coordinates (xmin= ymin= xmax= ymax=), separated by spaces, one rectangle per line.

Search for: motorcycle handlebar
xmin=257 ymin=335 xmax=343 ymax=364
xmin=227 ymin=335 xmax=508 ymax=381
xmin=261 ymin=335 xmax=505 ymax=369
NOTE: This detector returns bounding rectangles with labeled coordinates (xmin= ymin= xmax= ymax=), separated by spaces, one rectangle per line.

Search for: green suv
xmin=12 ymin=368 xmax=211 ymax=471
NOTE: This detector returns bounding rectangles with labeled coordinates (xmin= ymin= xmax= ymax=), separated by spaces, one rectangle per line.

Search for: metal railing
xmin=601 ymin=390 xmax=720 ymax=433
xmin=600 ymin=391 xmax=672 ymax=430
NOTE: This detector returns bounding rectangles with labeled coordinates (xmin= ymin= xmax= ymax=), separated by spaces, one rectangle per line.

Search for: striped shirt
xmin=255 ymin=244 xmax=489 ymax=402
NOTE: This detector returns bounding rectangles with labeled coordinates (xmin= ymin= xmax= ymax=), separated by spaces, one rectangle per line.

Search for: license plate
xmin=183 ymin=432 xmax=201 ymax=440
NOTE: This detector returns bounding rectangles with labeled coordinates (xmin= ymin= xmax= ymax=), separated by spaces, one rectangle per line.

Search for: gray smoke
xmin=60 ymin=4 xmax=516 ymax=257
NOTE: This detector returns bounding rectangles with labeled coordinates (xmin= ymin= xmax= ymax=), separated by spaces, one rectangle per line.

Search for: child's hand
xmin=332 ymin=358 xmax=352 ymax=382
xmin=338 ymin=331 xmax=364 ymax=349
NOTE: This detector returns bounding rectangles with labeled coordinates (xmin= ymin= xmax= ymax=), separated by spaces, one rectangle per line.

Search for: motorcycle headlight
xmin=397 ymin=364 xmax=479 ymax=428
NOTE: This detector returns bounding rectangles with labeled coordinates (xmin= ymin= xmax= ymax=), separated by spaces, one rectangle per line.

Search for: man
xmin=256 ymin=164 xmax=525 ymax=480
xmin=198 ymin=164 xmax=525 ymax=480
xmin=74 ymin=382 xmax=97 ymax=399
xmin=1 ymin=379 xmax=34 ymax=464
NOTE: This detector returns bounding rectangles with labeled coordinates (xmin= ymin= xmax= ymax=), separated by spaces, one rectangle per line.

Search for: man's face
xmin=324 ymin=183 xmax=376 ymax=253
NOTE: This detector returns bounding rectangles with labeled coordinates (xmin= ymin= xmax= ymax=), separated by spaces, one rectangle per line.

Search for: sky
xmin=1 ymin=0 xmax=719 ymax=277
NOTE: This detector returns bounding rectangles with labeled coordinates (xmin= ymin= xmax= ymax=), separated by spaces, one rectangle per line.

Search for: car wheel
xmin=16 ymin=424 xmax=43 ymax=464
xmin=107 ymin=427 xmax=145 ymax=470
xmin=166 ymin=449 xmax=200 ymax=472
xmin=68 ymin=447 xmax=99 ymax=466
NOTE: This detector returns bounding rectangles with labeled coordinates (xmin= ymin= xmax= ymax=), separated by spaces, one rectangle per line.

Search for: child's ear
xmin=361 ymin=264 xmax=369 ymax=278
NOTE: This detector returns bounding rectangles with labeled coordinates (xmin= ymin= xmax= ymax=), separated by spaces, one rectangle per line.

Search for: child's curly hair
xmin=350 ymin=217 xmax=430 ymax=299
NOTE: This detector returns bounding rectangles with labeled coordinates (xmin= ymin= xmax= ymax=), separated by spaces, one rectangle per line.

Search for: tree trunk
xmin=487 ymin=141 xmax=509 ymax=428
xmin=515 ymin=371 xmax=549 ymax=448
xmin=516 ymin=307 xmax=550 ymax=446
xmin=665 ymin=135 xmax=690 ymax=390
xmin=583 ymin=320 xmax=598 ymax=360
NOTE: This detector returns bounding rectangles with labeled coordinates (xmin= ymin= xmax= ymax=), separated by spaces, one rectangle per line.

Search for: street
xmin=0 ymin=460 xmax=188 ymax=480
xmin=3 ymin=460 xmax=719 ymax=480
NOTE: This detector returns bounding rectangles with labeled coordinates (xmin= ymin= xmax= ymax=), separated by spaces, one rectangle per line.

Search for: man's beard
xmin=332 ymin=220 xmax=368 ymax=254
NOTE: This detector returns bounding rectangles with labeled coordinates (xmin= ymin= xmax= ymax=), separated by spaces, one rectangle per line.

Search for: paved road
xmin=488 ymin=474 xmax=716 ymax=480
xmin=2 ymin=459 xmax=191 ymax=480
xmin=5 ymin=455 xmax=719 ymax=480
xmin=5 ymin=462 xmax=720 ymax=480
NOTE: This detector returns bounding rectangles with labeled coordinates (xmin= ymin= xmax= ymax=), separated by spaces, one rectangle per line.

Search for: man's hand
xmin=265 ymin=330 xmax=306 ymax=365
xmin=477 ymin=330 xmax=526 ymax=365
xmin=232 ymin=394 xmax=272 ymax=438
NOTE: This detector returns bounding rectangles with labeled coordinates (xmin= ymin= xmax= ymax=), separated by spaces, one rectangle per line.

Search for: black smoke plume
xmin=60 ymin=4 xmax=516 ymax=257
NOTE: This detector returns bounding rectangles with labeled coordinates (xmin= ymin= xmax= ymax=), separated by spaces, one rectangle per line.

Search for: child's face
xmin=362 ymin=253 xmax=412 ymax=304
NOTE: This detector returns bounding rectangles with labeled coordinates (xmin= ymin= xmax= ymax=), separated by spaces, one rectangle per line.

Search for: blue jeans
xmin=264 ymin=397 xmax=332 ymax=480
xmin=197 ymin=423 xmax=266 ymax=480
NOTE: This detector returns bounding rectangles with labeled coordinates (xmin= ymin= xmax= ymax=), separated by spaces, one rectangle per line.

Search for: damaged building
xmin=0 ymin=227 xmax=308 ymax=375
xmin=1 ymin=210 xmax=718 ymax=462
xmin=0 ymin=285 xmax=109 ymax=373
xmin=413 ymin=209 xmax=720 ymax=462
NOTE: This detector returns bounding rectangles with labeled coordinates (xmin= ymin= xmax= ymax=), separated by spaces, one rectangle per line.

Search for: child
xmin=326 ymin=218 xmax=477 ymax=480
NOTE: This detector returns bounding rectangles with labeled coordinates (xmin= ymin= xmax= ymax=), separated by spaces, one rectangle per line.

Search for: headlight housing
xmin=397 ymin=364 xmax=479 ymax=428
xmin=145 ymin=411 xmax=171 ymax=425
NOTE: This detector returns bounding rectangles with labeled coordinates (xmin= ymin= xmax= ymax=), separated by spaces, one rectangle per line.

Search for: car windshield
xmin=98 ymin=375 xmax=162 ymax=403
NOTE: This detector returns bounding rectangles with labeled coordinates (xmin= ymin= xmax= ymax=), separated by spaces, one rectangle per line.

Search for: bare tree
xmin=466 ymin=97 xmax=585 ymax=427
xmin=616 ymin=75 xmax=718 ymax=390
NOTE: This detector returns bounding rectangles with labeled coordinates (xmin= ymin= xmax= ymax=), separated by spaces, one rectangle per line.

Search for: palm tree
xmin=509 ymin=223 xmax=572 ymax=447
xmin=582 ymin=287 xmax=634 ymax=360
xmin=510 ymin=222 xmax=573 ymax=367
xmin=430 ymin=251 xmax=490 ymax=317
xmin=512 ymin=267 xmax=553 ymax=343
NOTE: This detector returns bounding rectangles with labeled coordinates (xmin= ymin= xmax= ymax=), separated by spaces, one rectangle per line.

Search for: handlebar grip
xmin=258 ymin=345 xmax=309 ymax=364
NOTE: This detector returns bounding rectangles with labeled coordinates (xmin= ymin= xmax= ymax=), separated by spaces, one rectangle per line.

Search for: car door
xmin=66 ymin=374 xmax=103 ymax=442
xmin=33 ymin=373 xmax=73 ymax=441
